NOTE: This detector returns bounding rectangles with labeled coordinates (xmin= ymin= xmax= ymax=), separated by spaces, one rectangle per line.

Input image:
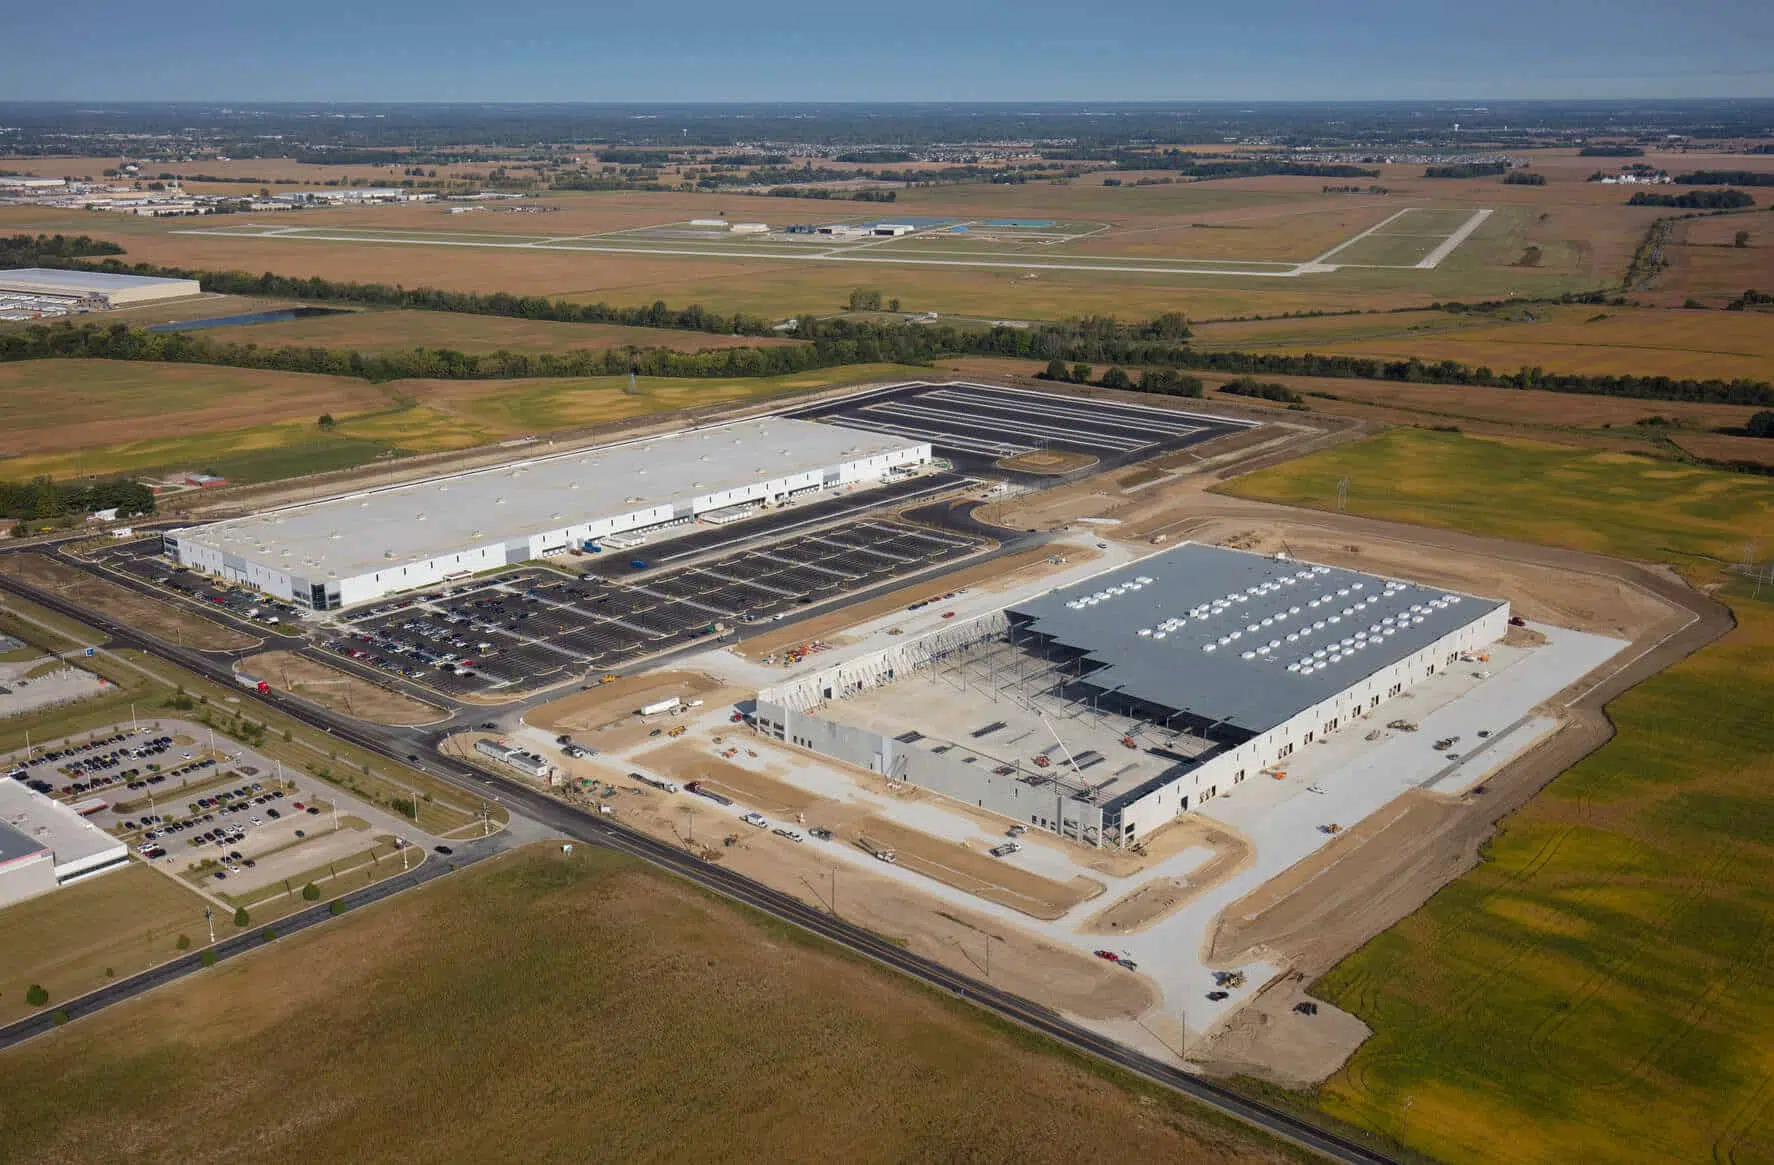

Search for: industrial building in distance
xmin=165 ymin=418 xmax=931 ymax=610
xmin=758 ymin=543 xmax=1509 ymax=847
xmin=0 ymin=267 xmax=203 ymax=319
xmin=0 ymin=782 xmax=131 ymax=908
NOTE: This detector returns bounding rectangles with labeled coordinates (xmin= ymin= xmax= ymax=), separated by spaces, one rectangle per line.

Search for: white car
xmin=249 ymin=816 xmax=262 ymax=826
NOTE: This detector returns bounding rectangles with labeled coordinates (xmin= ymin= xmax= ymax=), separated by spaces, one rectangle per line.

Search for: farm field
xmin=0 ymin=358 xmax=913 ymax=484
xmin=1193 ymin=304 xmax=1774 ymax=382
xmin=0 ymin=844 xmax=1300 ymax=1165
xmin=0 ymin=360 xmax=392 ymax=459
xmin=1219 ymin=428 xmax=1774 ymax=576
xmin=402 ymin=362 xmax=928 ymax=432
xmin=202 ymin=309 xmax=801 ymax=354
xmin=1649 ymin=212 xmax=1774 ymax=307
xmin=1222 ymin=429 xmax=1774 ymax=1163
xmin=0 ymin=863 xmax=212 ymax=1027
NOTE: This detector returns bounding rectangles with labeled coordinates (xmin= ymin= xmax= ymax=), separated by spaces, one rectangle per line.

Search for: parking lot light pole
xmin=204 ymin=906 xmax=215 ymax=946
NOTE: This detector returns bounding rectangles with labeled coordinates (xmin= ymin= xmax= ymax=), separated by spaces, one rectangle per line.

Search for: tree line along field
xmin=1221 ymin=429 xmax=1774 ymax=1163
xmin=0 ymin=844 xmax=1305 ymax=1165
xmin=1190 ymin=304 xmax=1774 ymax=382
xmin=0 ymin=359 xmax=925 ymax=483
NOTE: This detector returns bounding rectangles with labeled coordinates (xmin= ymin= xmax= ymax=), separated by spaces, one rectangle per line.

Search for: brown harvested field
xmin=0 ymin=360 xmax=392 ymax=458
xmin=211 ymin=308 xmax=799 ymax=354
xmin=1652 ymin=213 xmax=1774 ymax=307
xmin=247 ymin=651 xmax=445 ymax=726
xmin=0 ymin=845 xmax=1269 ymax=1165
xmin=1671 ymin=431 xmax=1774 ymax=468
xmin=1081 ymin=825 xmax=1253 ymax=936
xmin=845 ymin=815 xmax=1103 ymax=920
xmin=1200 ymin=304 xmax=1774 ymax=381
xmin=0 ymin=861 xmax=211 ymax=1026
xmin=1269 ymin=373 xmax=1769 ymax=431
xmin=527 ymin=670 xmax=735 ymax=734
xmin=733 ymin=542 xmax=1099 ymax=660
xmin=0 ymin=556 xmax=255 ymax=652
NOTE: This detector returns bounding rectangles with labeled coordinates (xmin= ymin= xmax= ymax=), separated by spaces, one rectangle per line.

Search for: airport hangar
xmin=165 ymin=418 xmax=932 ymax=611
xmin=0 ymin=267 xmax=202 ymax=307
xmin=757 ymin=543 xmax=1509 ymax=848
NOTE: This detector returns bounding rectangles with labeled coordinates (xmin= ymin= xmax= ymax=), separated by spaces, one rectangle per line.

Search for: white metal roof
xmin=0 ymin=782 xmax=127 ymax=874
xmin=180 ymin=417 xmax=921 ymax=580
xmin=0 ymin=267 xmax=197 ymax=293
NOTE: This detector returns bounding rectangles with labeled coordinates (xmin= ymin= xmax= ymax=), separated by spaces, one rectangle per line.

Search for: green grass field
xmin=1225 ymin=429 xmax=1774 ymax=1163
xmin=0 ymin=863 xmax=212 ymax=1026
xmin=0 ymin=844 xmax=1304 ymax=1165
xmin=1219 ymin=428 xmax=1774 ymax=580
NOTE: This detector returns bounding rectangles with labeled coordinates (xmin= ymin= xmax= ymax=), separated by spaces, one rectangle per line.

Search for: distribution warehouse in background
xmin=0 ymin=782 xmax=131 ymax=908
xmin=757 ymin=544 xmax=1508 ymax=847
xmin=165 ymin=419 xmax=932 ymax=610
xmin=0 ymin=267 xmax=202 ymax=307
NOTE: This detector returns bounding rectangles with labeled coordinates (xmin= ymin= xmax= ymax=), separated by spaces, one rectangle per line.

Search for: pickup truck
xmin=740 ymin=812 xmax=768 ymax=828
xmin=989 ymin=841 xmax=1022 ymax=858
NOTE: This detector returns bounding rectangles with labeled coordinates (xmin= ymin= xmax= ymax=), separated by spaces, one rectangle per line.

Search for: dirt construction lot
xmin=528 ymin=670 xmax=735 ymax=735
xmin=248 ymin=651 xmax=445 ymax=726
xmin=0 ymin=555 xmax=256 ymax=652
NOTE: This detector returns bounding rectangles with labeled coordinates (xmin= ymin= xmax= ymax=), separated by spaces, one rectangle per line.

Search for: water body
xmin=148 ymin=307 xmax=354 ymax=333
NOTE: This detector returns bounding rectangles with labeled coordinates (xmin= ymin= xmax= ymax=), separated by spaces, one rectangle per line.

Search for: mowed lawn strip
xmin=0 ymin=845 xmax=1306 ymax=1165
xmin=1226 ymin=429 xmax=1774 ymax=1163
xmin=0 ymin=863 xmax=212 ymax=1026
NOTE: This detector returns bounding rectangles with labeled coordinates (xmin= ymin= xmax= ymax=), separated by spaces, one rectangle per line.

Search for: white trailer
xmin=639 ymin=697 xmax=682 ymax=717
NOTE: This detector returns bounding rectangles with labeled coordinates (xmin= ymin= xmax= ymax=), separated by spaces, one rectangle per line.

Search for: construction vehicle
xmin=1386 ymin=719 xmax=1419 ymax=732
xmin=1121 ymin=735 xmax=1138 ymax=749
xmin=858 ymin=836 xmax=897 ymax=863
xmin=685 ymin=781 xmax=732 ymax=807
xmin=809 ymin=826 xmax=833 ymax=841
xmin=1319 ymin=823 xmax=1343 ymax=835
xmin=1033 ymin=754 xmax=1051 ymax=768
xmin=668 ymin=725 xmax=687 ymax=738
xmin=1214 ymin=970 xmax=1247 ymax=989
xmin=598 ymin=674 xmax=616 ymax=685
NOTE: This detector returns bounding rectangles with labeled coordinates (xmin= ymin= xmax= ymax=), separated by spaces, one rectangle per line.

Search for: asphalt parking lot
xmin=326 ymin=518 xmax=981 ymax=696
xmin=101 ymin=537 xmax=302 ymax=628
xmin=793 ymin=381 xmax=1255 ymax=472
xmin=3 ymin=724 xmax=401 ymax=890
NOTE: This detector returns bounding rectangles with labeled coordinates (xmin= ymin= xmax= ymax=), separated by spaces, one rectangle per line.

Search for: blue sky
xmin=3 ymin=0 xmax=1769 ymax=100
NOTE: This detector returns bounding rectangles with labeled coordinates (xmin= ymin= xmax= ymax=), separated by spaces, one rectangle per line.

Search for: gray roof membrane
xmin=1008 ymin=543 xmax=1504 ymax=736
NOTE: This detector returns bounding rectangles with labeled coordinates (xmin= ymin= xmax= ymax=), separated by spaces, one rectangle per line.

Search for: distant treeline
xmin=1 ymin=477 xmax=155 ymax=523
xmin=1502 ymin=171 xmax=1547 ymax=185
xmin=1628 ymin=189 xmax=1756 ymax=209
xmin=1579 ymin=145 xmax=1645 ymax=157
xmin=1424 ymin=162 xmax=1509 ymax=178
xmin=767 ymin=187 xmax=897 ymax=202
xmin=0 ymin=233 xmax=124 ymax=267
xmin=834 ymin=150 xmax=915 ymax=164
xmin=8 ymin=308 xmax=1773 ymax=411
xmin=1674 ymin=171 xmax=1774 ymax=187
xmin=1042 ymin=148 xmax=1376 ymax=180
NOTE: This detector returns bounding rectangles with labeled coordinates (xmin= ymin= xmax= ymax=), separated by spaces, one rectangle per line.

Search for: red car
xmin=1093 ymin=949 xmax=1120 ymax=962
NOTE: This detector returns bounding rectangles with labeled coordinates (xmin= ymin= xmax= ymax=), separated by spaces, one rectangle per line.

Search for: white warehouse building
xmin=0 ymin=267 xmax=202 ymax=307
xmin=165 ymin=418 xmax=930 ymax=610
xmin=757 ymin=544 xmax=1509 ymax=848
